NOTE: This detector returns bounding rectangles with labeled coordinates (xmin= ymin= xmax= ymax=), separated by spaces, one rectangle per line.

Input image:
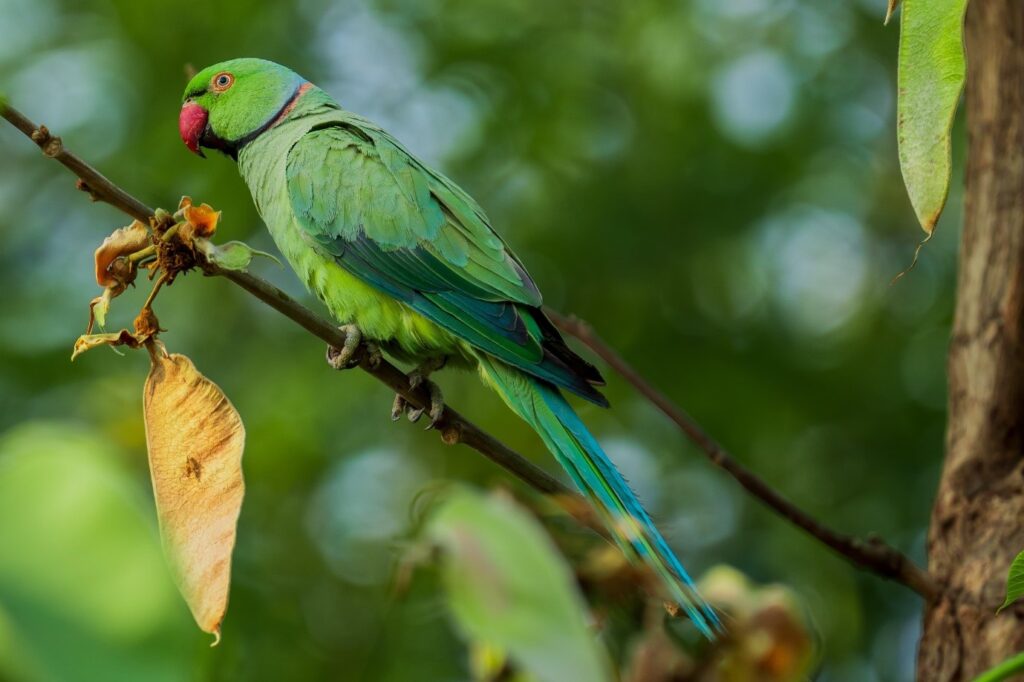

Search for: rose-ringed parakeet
xmin=179 ymin=58 xmax=720 ymax=637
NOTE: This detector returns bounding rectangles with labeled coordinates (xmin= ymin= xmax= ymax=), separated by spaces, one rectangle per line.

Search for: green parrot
xmin=179 ymin=58 xmax=720 ymax=638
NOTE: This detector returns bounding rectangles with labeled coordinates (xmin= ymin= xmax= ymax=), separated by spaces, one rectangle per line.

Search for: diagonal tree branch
xmin=546 ymin=309 xmax=942 ymax=602
xmin=3 ymin=100 xmax=942 ymax=603
xmin=1 ymin=103 xmax=576 ymax=512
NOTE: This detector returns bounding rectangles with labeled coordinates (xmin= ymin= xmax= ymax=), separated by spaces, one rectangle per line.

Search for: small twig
xmin=4 ymin=105 xmax=153 ymax=223
xmin=141 ymin=271 xmax=170 ymax=311
xmin=546 ymin=309 xmax=943 ymax=601
xmin=128 ymin=245 xmax=156 ymax=263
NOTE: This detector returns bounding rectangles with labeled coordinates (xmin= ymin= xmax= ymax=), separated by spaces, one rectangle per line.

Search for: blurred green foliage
xmin=0 ymin=0 xmax=961 ymax=679
xmin=426 ymin=489 xmax=612 ymax=682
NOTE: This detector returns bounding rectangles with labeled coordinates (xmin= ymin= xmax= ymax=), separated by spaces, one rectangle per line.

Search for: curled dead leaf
xmin=71 ymin=329 xmax=144 ymax=360
xmin=94 ymin=220 xmax=149 ymax=289
xmin=72 ymin=308 xmax=161 ymax=360
xmin=143 ymin=345 xmax=245 ymax=642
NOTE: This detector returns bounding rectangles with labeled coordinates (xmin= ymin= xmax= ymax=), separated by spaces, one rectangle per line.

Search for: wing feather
xmin=286 ymin=120 xmax=606 ymax=404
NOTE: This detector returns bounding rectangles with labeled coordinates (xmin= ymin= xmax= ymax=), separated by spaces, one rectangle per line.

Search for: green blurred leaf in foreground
xmin=896 ymin=0 xmax=968 ymax=234
xmin=0 ymin=422 xmax=193 ymax=682
xmin=425 ymin=488 xmax=612 ymax=682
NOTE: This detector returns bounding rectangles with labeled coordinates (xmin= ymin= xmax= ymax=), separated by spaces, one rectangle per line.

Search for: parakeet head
xmin=180 ymin=58 xmax=307 ymax=158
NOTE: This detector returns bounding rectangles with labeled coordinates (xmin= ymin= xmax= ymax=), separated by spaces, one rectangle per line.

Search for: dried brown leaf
xmin=71 ymin=329 xmax=144 ymax=360
xmin=143 ymin=346 xmax=245 ymax=642
xmin=72 ymin=308 xmax=161 ymax=359
xmin=94 ymin=220 xmax=149 ymax=288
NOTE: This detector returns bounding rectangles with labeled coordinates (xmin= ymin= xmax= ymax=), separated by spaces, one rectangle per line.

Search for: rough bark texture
xmin=918 ymin=2 xmax=1024 ymax=679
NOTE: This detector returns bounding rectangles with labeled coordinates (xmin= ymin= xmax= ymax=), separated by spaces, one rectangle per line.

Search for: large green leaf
xmin=895 ymin=0 xmax=968 ymax=234
xmin=425 ymin=489 xmax=612 ymax=682
xmin=0 ymin=422 xmax=194 ymax=682
xmin=999 ymin=549 xmax=1024 ymax=612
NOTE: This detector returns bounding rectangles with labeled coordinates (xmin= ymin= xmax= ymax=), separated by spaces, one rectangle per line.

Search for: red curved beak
xmin=179 ymin=102 xmax=208 ymax=157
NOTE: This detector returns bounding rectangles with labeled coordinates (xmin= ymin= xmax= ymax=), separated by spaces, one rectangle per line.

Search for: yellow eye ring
xmin=211 ymin=72 xmax=234 ymax=92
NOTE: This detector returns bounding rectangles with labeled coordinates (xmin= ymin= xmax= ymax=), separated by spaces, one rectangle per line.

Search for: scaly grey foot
xmin=391 ymin=358 xmax=447 ymax=429
xmin=325 ymin=324 xmax=381 ymax=370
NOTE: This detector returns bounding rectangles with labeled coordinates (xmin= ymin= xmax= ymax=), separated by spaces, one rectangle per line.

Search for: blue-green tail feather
xmin=476 ymin=354 xmax=722 ymax=639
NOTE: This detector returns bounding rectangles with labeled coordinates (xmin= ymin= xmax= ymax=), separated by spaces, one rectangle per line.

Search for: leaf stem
xmin=129 ymin=245 xmax=156 ymax=262
xmin=142 ymin=271 xmax=170 ymax=311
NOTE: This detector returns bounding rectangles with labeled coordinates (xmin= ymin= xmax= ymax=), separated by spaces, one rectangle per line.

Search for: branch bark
xmin=3 ymin=99 xmax=944 ymax=609
xmin=918 ymin=2 xmax=1024 ymax=679
xmin=547 ymin=310 xmax=942 ymax=602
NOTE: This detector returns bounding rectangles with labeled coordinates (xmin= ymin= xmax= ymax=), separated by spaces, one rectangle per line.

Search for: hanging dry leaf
xmin=143 ymin=345 xmax=245 ymax=642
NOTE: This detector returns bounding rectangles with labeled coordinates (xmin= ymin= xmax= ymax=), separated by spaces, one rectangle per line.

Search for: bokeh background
xmin=0 ymin=0 xmax=963 ymax=679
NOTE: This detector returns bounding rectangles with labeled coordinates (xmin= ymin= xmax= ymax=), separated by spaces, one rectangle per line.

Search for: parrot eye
xmin=211 ymin=72 xmax=234 ymax=92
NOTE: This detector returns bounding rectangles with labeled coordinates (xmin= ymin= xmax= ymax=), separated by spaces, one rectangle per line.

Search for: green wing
xmin=285 ymin=119 xmax=606 ymax=404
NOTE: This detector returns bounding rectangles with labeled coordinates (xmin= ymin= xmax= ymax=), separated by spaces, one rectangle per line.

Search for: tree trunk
xmin=917 ymin=1 xmax=1024 ymax=679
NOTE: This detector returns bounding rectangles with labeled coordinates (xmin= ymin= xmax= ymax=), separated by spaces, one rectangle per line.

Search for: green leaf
xmin=0 ymin=422 xmax=192 ymax=682
xmin=195 ymin=238 xmax=280 ymax=272
xmin=895 ymin=0 xmax=968 ymax=234
xmin=425 ymin=489 xmax=612 ymax=682
xmin=999 ymin=549 xmax=1024 ymax=612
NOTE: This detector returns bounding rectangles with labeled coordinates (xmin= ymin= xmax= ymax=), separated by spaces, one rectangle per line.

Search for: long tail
xmin=476 ymin=353 xmax=722 ymax=638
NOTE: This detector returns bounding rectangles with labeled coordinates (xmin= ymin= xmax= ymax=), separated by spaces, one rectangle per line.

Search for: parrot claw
xmin=422 ymin=379 xmax=445 ymax=429
xmin=391 ymin=393 xmax=406 ymax=422
xmin=326 ymin=324 xmax=380 ymax=370
xmin=364 ymin=342 xmax=383 ymax=369
xmin=391 ymin=359 xmax=446 ymax=428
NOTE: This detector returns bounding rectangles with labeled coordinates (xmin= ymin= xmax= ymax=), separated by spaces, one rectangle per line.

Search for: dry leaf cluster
xmin=73 ymin=204 xmax=247 ymax=642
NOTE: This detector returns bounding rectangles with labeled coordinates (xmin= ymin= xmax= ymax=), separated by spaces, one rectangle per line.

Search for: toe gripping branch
xmin=392 ymin=358 xmax=447 ymax=429
xmin=325 ymin=324 xmax=383 ymax=371
xmin=325 ymin=329 xmax=445 ymax=430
